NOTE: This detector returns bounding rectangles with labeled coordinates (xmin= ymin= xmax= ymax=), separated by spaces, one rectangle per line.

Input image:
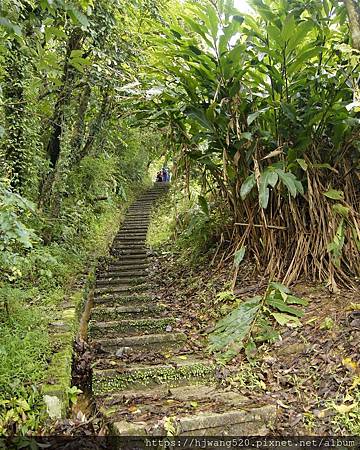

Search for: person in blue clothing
xmin=162 ymin=167 xmax=170 ymax=182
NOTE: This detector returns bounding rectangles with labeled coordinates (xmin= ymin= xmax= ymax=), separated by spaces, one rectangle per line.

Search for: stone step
xmin=109 ymin=255 xmax=149 ymax=263
xmin=95 ymin=276 xmax=147 ymax=287
xmin=125 ymin=217 xmax=149 ymax=221
xmin=119 ymin=227 xmax=148 ymax=233
xmin=122 ymin=218 xmax=150 ymax=223
xmin=115 ymin=233 xmax=147 ymax=238
xmin=93 ymin=294 xmax=154 ymax=305
xmin=99 ymin=384 xmax=276 ymax=436
xmin=91 ymin=304 xmax=165 ymax=321
xmin=121 ymin=222 xmax=149 ymax=228
xmin=106 ymin=263 xmax=149 ymax=272
xmin=97 ymin=269 xmax=148 ymax=279
xmin=127 ymin=206 xmax=152 ymax=211
xmin=89 ymin=317 xmax=176 ymax=338
xmin=111 ymin=246 xmax=146 ymax=253
xmin=113 ymin=237 xmax=146 ymax=244
xmin=92 ymin=332 xmax=186 ymax=353
xmin=92 ymin=358 xmax=214 ymax=395
xmin=94 ymin=283 xmax=150 ymax=296
xmin=111 ymin=249 xmax=148 ymax=257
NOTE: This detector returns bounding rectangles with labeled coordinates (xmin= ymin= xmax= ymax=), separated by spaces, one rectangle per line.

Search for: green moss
xmin=95 ymin=283 xmax=151 ymax=295
xmin=94 ymin=294 xmax=153 ymax=305
xmin=88 ymin=317 xmax=175 ymax=337
xmin=93 ymin=362 xmax=215 ymax=395
xmin=91 ymin=305 xmax=163 ymax=321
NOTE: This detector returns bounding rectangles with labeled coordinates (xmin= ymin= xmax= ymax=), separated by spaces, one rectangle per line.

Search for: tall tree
xmin=344 ymin=0 xmax=360 ymax=50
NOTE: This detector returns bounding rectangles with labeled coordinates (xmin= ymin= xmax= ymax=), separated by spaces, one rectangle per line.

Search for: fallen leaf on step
xmin=277 ymin=400 xmax=291 ymax=409
xmin=333 ymin=403 xmax=358 ymax=414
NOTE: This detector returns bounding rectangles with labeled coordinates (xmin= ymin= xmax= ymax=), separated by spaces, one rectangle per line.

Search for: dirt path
xmin=88 ymin=183 xmax=276 ymax=436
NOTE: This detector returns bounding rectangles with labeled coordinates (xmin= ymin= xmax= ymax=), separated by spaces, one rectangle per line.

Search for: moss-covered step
xmin=91 ymin=304 xmax=165 ymax=321
xmin=88 ymin=317 xmax=176 ymax=338
xmin=105 ymin=265 xmax=149 ymax=274
xmin=95 ymin=276 xmax=147 ymax=287
xmin=119 ymin=228 xmax=148 ymax=234
xmin=114 ymin=231 xmax=147 ymax=242
xmin=109 ymin=255 xmax=149 ymax=264
xmin=92 ymin=331 xmax=186 ymax=353
xmin=114 ymin=236 xmax=147 ymax=242
xmin=93 ymin=293 xmax=154 ymax=306
xmin=112 ymin=243 xmax=145 ymax=250
xmin=92 ymin=359 xmax=214 ymax=395
xmin=123 ymin=213 xmax=149 ymax=218
xmin=94 ymin=283 xmax=151 ymax=296
xmin=107 ymin=258 xmax=148 ymax=267
xmin=97 ymin=269 xmax=148 ymax=279
xmin=111 ymin=249 xmax=148 ymax=257
xmin=126 ymin=209 xmax=152 ymax=214
xmin=122 ymin=217 xmax=150 ymax=222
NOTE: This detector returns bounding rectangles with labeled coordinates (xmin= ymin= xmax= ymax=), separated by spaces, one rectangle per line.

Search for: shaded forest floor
xmin=149 ymin=249 xmax=360 ymax=435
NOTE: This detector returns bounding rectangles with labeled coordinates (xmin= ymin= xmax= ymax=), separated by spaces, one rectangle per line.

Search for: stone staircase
xmin=88 ymin=183 xmax=276 ymax=437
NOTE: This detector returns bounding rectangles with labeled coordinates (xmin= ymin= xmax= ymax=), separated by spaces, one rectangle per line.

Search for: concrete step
xmin=94 ymin=283 xmax=150 ymax=296
xmin=127 ymin=206 xmax=152 ymax=211
xmin=122 ymin=219 xmax=149 ymax=223
xmin=113 ymin=238 xmax=146 ymax=244
xmin=111 ymin=400 xmax=275 ymax=436
xmin=93 ymin=293 xmax=154 ymax=306
xmin=106 ymin=263 xmax=149 ymax=271
xmin=109 ymin=255 xmax=149 ymax=263
xmin=89 ymin=317 xmax=176 ymax=338
xmin=119 ymin=227 xmax=148 ymax=233
xmin=97 ymin=269 xmax=148 ymax=279
xmin=115 ymin=233 xmax=147 ymax=239
xmin=92 ymin=332 xmax=186 ymax=353
xmin=91 ymin=304 xmax=165 ymax=321
xmin=111 ymin=246 xmax=146 ymax=253
xmin=95 ymin=276 xmax=147 ymax=287
xmin=111 ymin=249 xmax=148 ymax=257
xmin=92 ymin=358 xmax=214 ymax=395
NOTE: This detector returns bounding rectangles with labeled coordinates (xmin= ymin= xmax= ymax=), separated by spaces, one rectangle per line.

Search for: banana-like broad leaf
xmin=259 ymin=169 xmax=279 ymax=208
xmin=266 ymin=295 xmax=304 ymax=317
xmin=272 ymin=312 xmax=302 ymax=327
xmin=208 ymin=296 xmax=261 ymax=352
xmin=198 ymin=195 xmax=209 ymax=216
xmin=240 ymin=174 xmax=256 ymax=200
xmin=234 ymin=246 xmax=246 ymax=267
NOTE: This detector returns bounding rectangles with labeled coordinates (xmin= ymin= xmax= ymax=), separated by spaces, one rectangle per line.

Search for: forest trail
xmin=88 ymin=184 xmax=276 ymax=436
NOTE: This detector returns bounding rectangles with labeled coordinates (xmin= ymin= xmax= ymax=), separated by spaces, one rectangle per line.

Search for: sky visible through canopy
xmin=233 ymin=0 xmax=251 ymax=12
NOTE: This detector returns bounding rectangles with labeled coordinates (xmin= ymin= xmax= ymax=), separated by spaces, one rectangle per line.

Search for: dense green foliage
xmin=0 ymin=0 xmax=359 ymax=437
xmin=0 ymin=0 xmax=167 ymax=435
xmin=134 ymin=0 xmax=360 ymax=290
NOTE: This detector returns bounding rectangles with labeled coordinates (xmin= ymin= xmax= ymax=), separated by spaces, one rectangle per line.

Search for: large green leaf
xmin=267 ymin=296 xmax=304 ymax=317
xmin=234 ymin=245 xmax=246 ymax=267
xmin=198 ymin=195 xmax=209 ymax=216
xmin=323 ymin=189 xmax=345 ymax=200
xmin=272 ymin=313 xmax=302 ymax=327
xmin=0 ymin=17 xmax=22 ymax=36
xmin=276 ymin=169 xmax=298 ymax=197
xmin=240 ymin=174 xmax=256 ymax=200
xmin=258 ymin=169 xmax=278 ymax=209
xmin=66 ymin=6 xmax=90 ymax=28
xmin=208 ymin=296 xmax=261 ymax=352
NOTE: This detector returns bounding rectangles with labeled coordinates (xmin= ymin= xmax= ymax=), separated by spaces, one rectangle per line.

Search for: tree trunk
xmin=39 ymin=29 xmax=83 ymax=209
xmin=73 ymin=89 xmax=111 ymax=165
xmin=344 ymin=0 xmax=360 ymax=50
